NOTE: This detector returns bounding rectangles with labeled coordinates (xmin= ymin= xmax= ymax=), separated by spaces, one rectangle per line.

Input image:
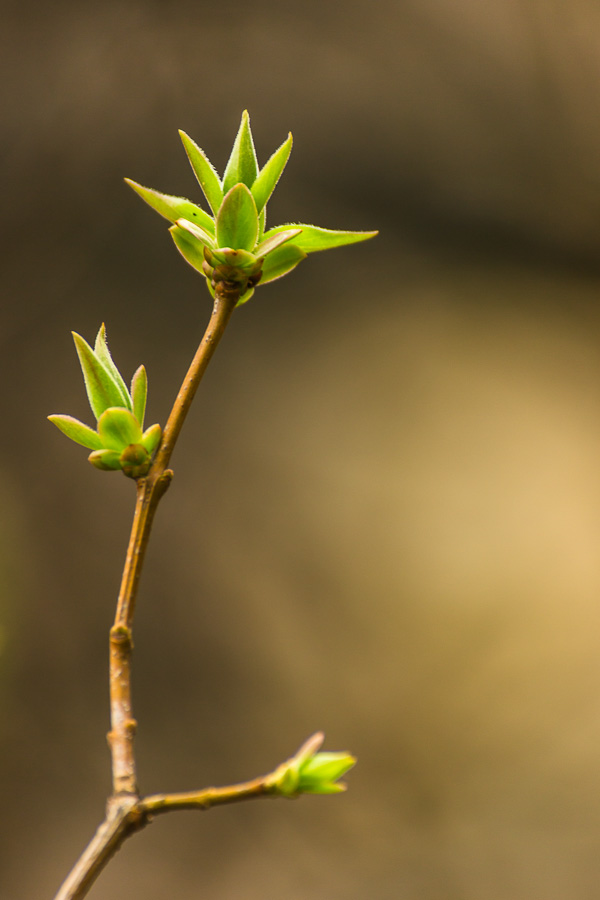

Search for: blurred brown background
xmin=2 ymin=0 xmax=600 ymax=897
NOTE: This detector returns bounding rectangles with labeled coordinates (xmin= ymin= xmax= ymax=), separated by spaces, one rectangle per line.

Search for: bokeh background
xmin=2 ymin=0 xmax=600 ymax=897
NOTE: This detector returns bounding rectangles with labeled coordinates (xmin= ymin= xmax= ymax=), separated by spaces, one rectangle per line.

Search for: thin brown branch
xmin=54 ymin=292 xmax=238 ymax=900
xmin=53 ymin=796 xmax=141 ymax=900
xmin=108 ymin=292 xmax=237 ymax=797
xmin=140 ymin=776 xmax=273 ymax=816
xmin=53 ymin=768 xmax=281 ymax=900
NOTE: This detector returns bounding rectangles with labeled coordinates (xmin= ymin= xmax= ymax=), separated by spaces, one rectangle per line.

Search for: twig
xmin=54 ymin=291 xmax=237 ymax=899
xmin=53 ymin=765 xmax=285 ymax=900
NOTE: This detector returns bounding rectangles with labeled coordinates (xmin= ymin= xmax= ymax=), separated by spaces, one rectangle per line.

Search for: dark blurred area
xmin=2 ymin=1 xmax=600 ymax=897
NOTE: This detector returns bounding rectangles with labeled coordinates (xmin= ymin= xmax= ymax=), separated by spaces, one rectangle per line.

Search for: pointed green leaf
xmin=141 ymin=423 xmax=162 ymax=456
xmin=179 ymin=130 xmax=224 ymax=216
xmin=72 ymin=332 xmax=129 ymax=420
xmin=261 ymin=223 xmax=378 ymax=253
xmin=216 ymin=184 xmax=259 ymax=251
xmin=170 ymin=225 xmax=208 ymax=275
xmin=97 ymin=407 xmax=143 ymax=452
xmin=94 ymin=324 xmax=131 ymax=410
xmin=174 ymin=218 xmax=216 ymax=248
xmin=130 ymin=365 xmax=147 ymax=428
xmin=48 ymin=414 xmax=104 ymax=451
xmin=251 ymin=133 xmax=292 ymax=214
xmin=258 ymin=243 xmax=306 ymax=285
xmin=88 ymin=449 xmax=122 ymax=471
xmin=125 ymin=179 xmax=215 ymax=234
xmin=222 ymin=110 xmax=259 ymax=193
xmin=255 ymin=227 xmax=302 ymax=258
xmin=258 ymin=206 xmax=266 ymax=242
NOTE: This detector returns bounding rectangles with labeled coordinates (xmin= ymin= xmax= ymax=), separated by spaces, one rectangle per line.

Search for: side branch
xmin=53 ymin=762 xmax=292 ymax=900
xmin=140 ymin=777 xmax=272 ymax=816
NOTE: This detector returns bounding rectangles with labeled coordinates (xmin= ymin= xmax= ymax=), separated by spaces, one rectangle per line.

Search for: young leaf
xmin=258 ymin=206 xmax=266 ymax=243
xmin=251 ymin=133 xmax=293 ymax=215
xmin=141 ymin=423 xmax=162 ymax=455
xmin=125 ymin=179 xmax=215 ymax=234
xmin=259 ymin=244 xmax=306 ymax=285
xmin=88 ymin=449 xmax=122 ymax=471
xmin=261 ymin=223 xmax=378 ymax=253
xmin=170 ymin=224 xmax=208 ymax=275
xmin=174 ymin=218 xmax=216 ymax=248
xmin=222 ymin=110 xmax=259 ymax=193
xmin=130 ymin=365 xmax=147 ymax=428
xmin=216 ymin=184 xmax=259 ymax=251
xmin=97 ymin=407 xmax=143 ymax=452
xmin=48 ymin=414 xmax=104 ymax=451
xmin=72 ymin=333 xmax=130 ymax=420
xmin=94 ymin=325 xmax=131 ymax=410
xmin=255 ymin=227 xmax=302 ymax=258
xmin=235 ymin=287 xmax=255 ymax=307
xmin=179 ymin=130 xmax=224 ymax=216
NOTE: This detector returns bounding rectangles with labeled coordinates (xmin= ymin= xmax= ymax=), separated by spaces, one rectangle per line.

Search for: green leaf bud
xmin=88 ymin=448 xmax=122 ymax=470
xmin=296 ymin=751 xmax=356 ymax=794
xmin=141 ymin=423 xmax=162 ymax=456
xmin=97 ymin=407 xmax=143 ymax=453
xmin=119 ymin=443 xmax=151 ymax=479
xmin=216 ymin=184 xmax=259 ymax=252
xmin=222 ymin=110 xmax=259 ymax=193
xmin=48 ymin=414 xmax=104 ymax=451
xmin=128 ymin=114 xmax=378 ymax=306
xmin=268 ymin=732 xmax=356 ymax=798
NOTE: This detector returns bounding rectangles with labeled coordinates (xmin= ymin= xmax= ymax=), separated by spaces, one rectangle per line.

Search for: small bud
xmin=119 ymin=443 xmax=151 ymax=479
xmin=268 ymin=732 xmax=356 ymax=798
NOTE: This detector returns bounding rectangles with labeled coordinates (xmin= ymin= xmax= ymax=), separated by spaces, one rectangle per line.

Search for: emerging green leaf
xmin=262 ymin=223 xmax=378 ymax=254
xmin=98 ymin=407 xmax=143 ymax=452
xmin=141 ymin=423 xmax=162 ymax=455
xmin=255 ymin=227 xmax=302 ymax=258
xmin=235 ymin=287 xmax=255 ymax=307
xmin=125 ymin=180 xmax=215 ymax=235
xmin=170 ymin=224 xmax=207 ymax=275
xmin=94 ymin=324 xmax=131 ymax=410
xmin=88 ymin=449 xmax=122 ymax=471
xmin=259 ymin=244 xmax=306 ymax=285
xmin=174 ymin=218 xmax=216 ymax=248
xmin=258 ymin=206 xmax=266 ymax=243
xmin=216 ymin=184 xmax=259 ymax=251
xmin=179 ymin=130 xmax=224 ymax=216
xmin=297 ymin=751 xmax=356 ymax=794
xmin=48 ymin=414 xmax=104 ymax=451
xmin=130 ymin=365 xmax=147 ymax=428
xmin=251 ymin=133 xmax=293 ymax=215
xmin=222 ymin=110 xmax=259 ymax=193
xmin=72 ymin=333 xmax=129 ymax=420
